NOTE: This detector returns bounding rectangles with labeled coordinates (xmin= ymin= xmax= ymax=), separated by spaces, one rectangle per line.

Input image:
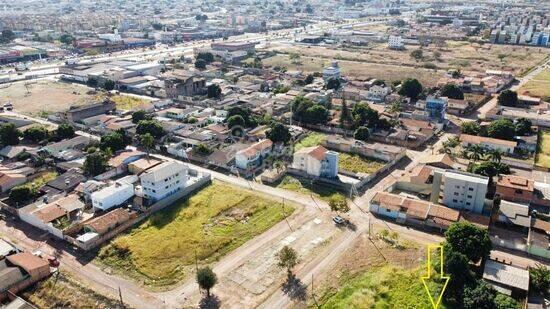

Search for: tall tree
xmin=497 ymin=90 xmax=518 ymax=107
xmin=461 ymin=122 xmax=481 ymax=135
xmin=339 ymin=100 xmax=352 ymax=129
xmin=440 ymin=83 xmax=464 ymax=99
xmin=207 ymin=84 xmax=222 ymax=99
xmin=140 ymin=133 xmax=154 ymax=158
xmin=444 ymin=222 xmax=492 ymax=263
xmin=132 ymin=110 xmax=148 ymax=124
xmin=23 ymin=126 xmax=49 ymax=142
xmin=83 ymin=152 xmax=108 ymax=176
xmin=354 ymin=126 xmax=370 ymax=141
xmin=56 ymin=123 xmax=75 ymax=139
xmin=529 ymin=263 xmax=550 ymax=297
xmin=328 ymin=194 xmax=350 ymax=214
xmin=136 ymin=120 xmax=165 ymax=138
xmin=277 ymin=246 xmax=299 ymax=276
xmin=462 ymin=282 xmax=497 ymax=309
xmin=266 ymin=122 xmax=291 ymax=144
xmin=515 ymin=118 xmax=533 ymax=136
xmin=398 ymin=78 xmax=423 ymax=100
xmin=487 ymin=119 xmax=516 ymax=140
xmin=0 ymin=123 xmax=20 ymax=146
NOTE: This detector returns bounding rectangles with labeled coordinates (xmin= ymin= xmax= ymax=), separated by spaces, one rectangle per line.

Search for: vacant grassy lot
xmin=262 ymin=54 xmax=440 ymax=86
xmin=520 ymin=68 xmax=550 ymax=101
xmin=0 ymin=80 xmax=96 ymax=115
xmin=275 ymin=175 xmax=341 ymax=201
xmin=22 ymin=273 xmax=120 ymax=309
xmin=535 ymin=130 xmax=550 ymax=169
xmin=96 ymin=93 xmax=153 ymax=111
xmin=294 ymin=132 xmax=327 ymax=152
xmin=339 ymin=153 xmax=385 ymax=174
xmin=98 ymin=182 xmax=294 ymax=288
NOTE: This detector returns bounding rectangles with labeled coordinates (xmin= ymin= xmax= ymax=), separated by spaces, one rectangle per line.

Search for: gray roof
xmin=483 ymin=260 xmax=530 ymax=291
xmin=499 ymin=200 xmax=531 ymax=227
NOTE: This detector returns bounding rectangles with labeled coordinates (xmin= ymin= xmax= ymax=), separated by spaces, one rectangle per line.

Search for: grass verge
xmin=97 ymin=181 xmax=294 ymax=288
xmin=339 ymin=153 xmax=385 ymax=174
xmin=294 ymin=132 xmax=327 ymax=152
xmin=535 ymin=130 xmax=550 ymax=168
xmin=275 ymin=175 xmax=341 ymax=201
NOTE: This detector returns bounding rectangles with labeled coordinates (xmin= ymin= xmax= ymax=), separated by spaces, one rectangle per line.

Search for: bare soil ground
xmin=0 ymin=79 xmax=96 ymax=115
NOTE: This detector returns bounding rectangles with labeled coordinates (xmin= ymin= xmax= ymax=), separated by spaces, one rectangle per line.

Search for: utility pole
xmin=282 ymin=198 xmax=293 ymax=232
xmin=195 ymin=249 xmax=199 ymax=273
xmin=118 ymin=286 xmax=125 ymax=309
xmin=311 ymin=273 xmax=320 ymax=308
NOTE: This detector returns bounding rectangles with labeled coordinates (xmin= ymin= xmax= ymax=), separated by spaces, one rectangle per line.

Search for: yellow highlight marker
xmin=421 ymin=245 xmax=450 ymax=309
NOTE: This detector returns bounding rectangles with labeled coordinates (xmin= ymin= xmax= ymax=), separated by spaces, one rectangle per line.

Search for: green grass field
xmin=339 ymin=153 xmax=385 ymax=175
xmin=98 ymin=182 xmax=294 ymax=288
xmin=294 ymin=132 xmax=327 ymax=152
xmin=535 ymin=130 xmax=550 ymax=168
xmin=275 ymin=175 xmax=341 ymax=201
xmin=319 ymin=266 xmax=444 ymax=309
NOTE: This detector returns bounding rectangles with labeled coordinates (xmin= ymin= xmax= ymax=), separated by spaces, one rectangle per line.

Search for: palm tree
xmin=468 ymin=145 xmax=484 ymax=163
xmin=140 ymin=133 xmax=154 ymax=158
xmin=488 ymin=149 xmax=503 ymax=164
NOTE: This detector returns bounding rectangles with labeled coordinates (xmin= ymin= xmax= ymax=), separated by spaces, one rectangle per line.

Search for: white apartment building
xmin=140 ymin=161 xmax=188 ymax=202
xmin=91 ymin=182 xmax=135 ymax=212
xmin=438 ymin=170 xmax=489 ymax=214
xmin=323 ymin=61 xmax=341 ymax=80
xmin=388 ymin=35 xmax=404 ymax=49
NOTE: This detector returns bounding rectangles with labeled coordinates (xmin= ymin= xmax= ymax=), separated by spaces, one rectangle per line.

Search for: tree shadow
xmin=199 ymin=294 xmax=221 ymax=309
xmin=282 ymin=272 xmax=307 ymax=302
xmin=346 ymin=221 xmax=357 ymax=231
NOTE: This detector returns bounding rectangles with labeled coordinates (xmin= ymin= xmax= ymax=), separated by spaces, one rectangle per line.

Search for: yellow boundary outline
xmin=421 ymin=245 xmax=450 ymax=309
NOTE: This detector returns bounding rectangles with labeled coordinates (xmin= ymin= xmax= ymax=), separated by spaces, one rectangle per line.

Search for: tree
xmin=488 ymin=149 xmax=503 ymax=164
xmin=59 ymin=34 xmax=75 ymax=45
xmin=444 ymin=222 xmax=492 ymax=263
xmin=494 ymin=294 xmax=518 ymax=309
xmin=0 ymin=123 xmax=20 ymax=146
xmin=515 ymin=118 xmax=533 ymax=136
xmin=226 ymin=106 xmax=257 ymax=128
xmin=196 ymin=267 xmax=217 ymax=297
xmin=410 ymin=49 xmax=424 ymax=60
xmin=259 ymin=82 xmax=270 ymax=92
xmin=195 ymin=144 xmax=213 ymax=156
xmin=352 ymin=103 xmax=379 ymax=128
xmin=529 ymin=263 xmax=550 ymax=297
xmin=304 ymin=74 xmax=314 ymax=85
xmin=325 ymin=77 xmax=341 ymax=90
xmin=276 ymin=246 xmax=299 ymax=276
xmin=291 ymin=96 xmax=329 ymax=125
xmin=9 ymin=186 xmax=32 ymax=204
xmin=398 ymin=78 xmax=423 ymax=100
xmin=196 ymin=52 xmax=214 ymax=63
xmin=471 ymin=161 xmax=510 ymax=178
xmin=207 ymin=84 xmax=222 ymax=99
xmin=139 ymin=133 xmax=154 ymax=158
xmin=56 ymin=123 xmax=75 ymax=139
xmin=195 ymin=58 xmax=207 ymax=69
xmin=487 ymin=119 xmax=516 ymax=140
xmin=227 ymin=115 xmax=245 ymax=129
xmin=490 ymin=195 xmax=502 ymax=227
xmin=266 ymin=122 xmax=291 ymax=144
xmin=132 ymin=110 xmax=148 ymax=124
xmin=443 ymin=249 xmax=475 ymax=304
xmin=136 ymin=120 xmax=165 ymax=138
xmin=23 ymin=126 xmax=49 ymax=143
xmin=83 ymin=152 xmax=108 ymax=176
xmin=0 ymin=30 xmax=15 ymax=43
xmin=100 ymin=131 xmax=129 ymax=152
xmin=354 ymin=126 xmax=370 ymax=141
xmin=461 ymin=122 xmax=481 ymax=135
xmin=339 ymin=100 xmax=352 ymax=129
xmin=372 ymin=79 xmax=386 ymax=87
xmin=497 ymin=90 xmax=518 ymax=107
xmin=440 ymin=83 xmax=464 ymax=100
xmin=463 ymin=282 xmax=497 ymax=309
xmin=104 ymin=80 xmax=115 ymax=91
xmin=467 ymin=144 xmax=484 ymax=163
xmin=328 ymin=194 xmax=350 ymax=214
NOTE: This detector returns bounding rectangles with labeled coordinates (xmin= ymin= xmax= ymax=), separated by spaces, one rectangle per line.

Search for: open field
xmin=520 ymin=68 xmax=550 ymax=101
xmin=339 ymin=153 xmax=385 ymax=174
xmin=310 ymin=231 xmax=444 ymax=309
xmin=274 ymin=175 xmax=341 ymax=201
xmin=97 ymin=181 xmax=294 ymax=288
xmin=22 ymin=273 xmax=120 ymax=309
xmin=263 ymin=54 xmax=440 ymax=86
xmin=0 ymin=80 xmax=97 ymax=115
xmin=294 ymin=132 xmax=327 ymax=152
xmin=96 ymin=93 xmax=153 ymax=111
xmin=268 ymin=41 xmax=548 ymax=79
xmin=535 ymin=130 xmax=550 ymax=169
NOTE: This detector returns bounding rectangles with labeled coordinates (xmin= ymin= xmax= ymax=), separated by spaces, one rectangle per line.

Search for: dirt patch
xmin=0 ymin=79 xmax=96 ymax=115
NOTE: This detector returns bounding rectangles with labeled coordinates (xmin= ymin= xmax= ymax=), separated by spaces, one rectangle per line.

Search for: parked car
xmin=333 ymin=216 xmax=348 ymax=225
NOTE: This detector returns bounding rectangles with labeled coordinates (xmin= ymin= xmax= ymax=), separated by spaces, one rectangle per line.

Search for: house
xmin=438 ymin=170 xmax=489 ymax=214
xmin=18 ymin=194 xmax=85 ymax=239
xmin=107 ymin=150 xmax=146 ymax=175
xmin=163 ymin=70 xmax=206 ymax=99
xmin=497 ymin=200 xmax=531 ymax=228
xmin=418 ymin=154 xmax=455 ymax=170
xmin=0 ymin=252 xmax=50 ymax=301
xmin=425 ymin=96 xmax=447 ymax=122
xmin=164 ymin=107 xmax=200 ymax=120
xmin=235 ymin=139 xmax=273 ymax=170
xmin=483 ymin=260 xmax=529 ymax=296
xmin=0 ymin=172 xmax=26 ymax=193
xmin=446 ymin=98 xmax=470 ymax=116
xmin=41 ymin=169 xmax=87 ymax=196
xmin=527 ymin=219 xmax=550 ymax=259
xmin=41 ymin=136 xmax=92 ymax=157
xmin=292 ymin=145 xmax=339 ymax=178
xmin=139 ymin=161 xmax=188 ymax=202
xmin=128 ymin=157 xmax=162 ymax=174
xmin=91 ymin=179 xmax=135 ymax=212
xmin=366 ymin=85 xmax=391 ymax=103
xmin=61 ymin=100 xmax=116 ymax=123
xmin=496 ymin=175 xmax=534 ymax=204
xmin=459 ymin=134 xmax=517 ymax=154
xmin=82 ymin=208 xmax=135 ymax=236
xmin=323 ymin=61 xmax=340 ymax=80
xmin=0 ymin=146 xmax=32 ymax=160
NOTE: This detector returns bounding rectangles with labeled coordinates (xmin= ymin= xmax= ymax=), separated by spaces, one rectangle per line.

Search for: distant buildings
xmin=459 ymin=134 xmax=517 ymax=154
xmin=292 ymin=145 xmax=338 ymax=178
xmin=61 ymin=100 xmax=116 ymax=123
xmin=387 ymin=35 xmax=404 ymax=49
xmin=163 ymin=70 xmax=206 ymax=99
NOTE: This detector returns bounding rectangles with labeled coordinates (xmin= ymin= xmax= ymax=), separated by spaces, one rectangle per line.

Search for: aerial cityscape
xmin=0 ymin=0 xmax=549 ymax=308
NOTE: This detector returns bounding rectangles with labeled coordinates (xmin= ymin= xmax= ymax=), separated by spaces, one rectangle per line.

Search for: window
xmin=453 ymin=199 xmax=458 ymax=203
xmin=386 ymin=208 xmax=391 ymax=212
xmin=152 ymin=189 xmax=156 ymax=193
xmin=515 ymin=189 xmax=523 ymax=195
xmin=468 ymin=187 xmax=474 ymax=191
xmin=454 ymin=192 xmax=459 ymax=196
xmin=466 ymin=202 xmax=471 ymax=206
xmin=455 ymin=185 xmax=460 ymax=189
xmin=165 ymin=186 xmax=169 ymax=189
